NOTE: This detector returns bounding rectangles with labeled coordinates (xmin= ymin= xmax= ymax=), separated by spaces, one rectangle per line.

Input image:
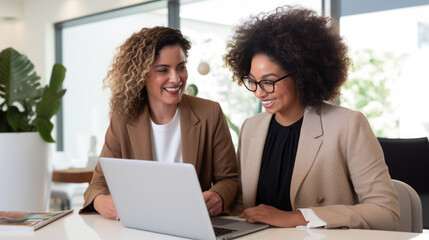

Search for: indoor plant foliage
xmin=0 ymin=47 xmax=66 ymax=142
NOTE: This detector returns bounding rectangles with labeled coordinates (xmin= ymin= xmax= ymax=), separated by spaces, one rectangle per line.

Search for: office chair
xmin=378 ymin=137 xmax=429 ymax=229
xmin=392 ymin=179 xmax=423 ymax=233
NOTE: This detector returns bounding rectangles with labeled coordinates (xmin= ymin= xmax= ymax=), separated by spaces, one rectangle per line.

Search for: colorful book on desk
xmin=0 ymin=209 xmax=73 ymax=231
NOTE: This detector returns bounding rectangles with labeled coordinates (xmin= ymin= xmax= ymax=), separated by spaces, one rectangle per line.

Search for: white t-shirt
xmin=150 ymin=108 xmax=182 ymax=163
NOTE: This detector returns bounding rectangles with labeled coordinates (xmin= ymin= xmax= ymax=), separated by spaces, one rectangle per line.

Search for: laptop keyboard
xmin=213 ymin=226 xmax=237 ymax=236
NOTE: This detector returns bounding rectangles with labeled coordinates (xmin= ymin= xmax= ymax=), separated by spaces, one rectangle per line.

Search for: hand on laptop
xmin=94 ymin=194 xmax=119 ymax=220
xmin=239 ymin=204 xmax=307 ymax=227
xmin=203 ymin=190 xmax=223 ymax=216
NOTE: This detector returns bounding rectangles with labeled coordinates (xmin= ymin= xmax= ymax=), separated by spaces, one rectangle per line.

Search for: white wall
xmin=0 ymin=0 xmax=23 ymax=51
xmin=0 ymin=0 xmax=150 ymax=83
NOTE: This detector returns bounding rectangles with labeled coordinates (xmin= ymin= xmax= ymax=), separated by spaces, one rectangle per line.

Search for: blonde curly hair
xmin=104 ymin=26 xmax=191 ymax=121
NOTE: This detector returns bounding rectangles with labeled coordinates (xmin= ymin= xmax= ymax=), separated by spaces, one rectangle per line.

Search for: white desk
xmin=1 ymin=209 xmax=428 ymax=240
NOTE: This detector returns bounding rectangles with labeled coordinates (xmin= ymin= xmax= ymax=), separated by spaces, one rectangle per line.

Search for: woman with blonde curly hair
xmin=224 ymin=6 xmax=399 ymax=230
xmin=80 ymin=26 xmax=239 ymax=220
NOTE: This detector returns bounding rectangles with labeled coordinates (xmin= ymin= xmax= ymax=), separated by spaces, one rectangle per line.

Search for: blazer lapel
xmin=126 ymin=103 xmax=153 ymax=160
xmin=290 ymin=107 xmax=324 ymax=209
xmin=242 ymin=113 xmax=272 ymax=208
xmin=178 ymin=96 xmax=201 ymax=169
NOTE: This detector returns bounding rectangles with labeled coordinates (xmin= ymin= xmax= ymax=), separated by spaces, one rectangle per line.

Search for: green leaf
xmin=0 ymin=110 xmax=11 ymax=132
xmin=32 ymin=118 xmax=55 ymax=143
xmin=0 ymin=48 xmax=43 ymax=132
xmin=6 ymin=105 xmax=31 ymax=132
xmin=6 ymin=106 xmax=22 ymax=131
xmin=34 ymin=64 xmax=66 ymax=142
xmin=37 ymin=88 xmax=66 ymax=119
xmin=0 ymin=48 xmax=67 ymax=142
xmin=0 ymin=48 xmax=42 ymax=113
xmin=47 ymin=64 xmax=66 ymax=93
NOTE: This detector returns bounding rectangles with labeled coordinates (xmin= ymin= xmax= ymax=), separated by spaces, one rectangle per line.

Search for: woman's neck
xmin=149 ymin=102 xmax=178 ymax=125
xmin=275 ymin=104 xmax=305 ymax=126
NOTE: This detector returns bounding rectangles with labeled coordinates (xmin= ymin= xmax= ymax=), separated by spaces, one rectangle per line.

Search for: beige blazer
xmin=81 ymin=95 xmax=239 ymax=213
xmin=237 ymin=103 xmax=399 ymax=230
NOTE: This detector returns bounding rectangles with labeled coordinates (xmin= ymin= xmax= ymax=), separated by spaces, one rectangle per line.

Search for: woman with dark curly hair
xmin=80 ymin=26 xmax=239 ymax=220
xmin=224 ymin=6 xmax=399 ymax=230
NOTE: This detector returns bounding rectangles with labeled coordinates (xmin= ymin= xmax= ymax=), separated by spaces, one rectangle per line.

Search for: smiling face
xmin=145 ymin=44 xmax=188 ymax=115
xmin=250 ymin=54 xmax=304 ymax=125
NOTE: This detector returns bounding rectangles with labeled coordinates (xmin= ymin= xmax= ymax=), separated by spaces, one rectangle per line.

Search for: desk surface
xmin=1 ymin=209 xmax=428 ymax=240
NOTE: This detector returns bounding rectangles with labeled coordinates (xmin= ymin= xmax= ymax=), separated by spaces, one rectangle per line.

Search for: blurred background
xmin=1 ymin=0 xmax=429 ymax=210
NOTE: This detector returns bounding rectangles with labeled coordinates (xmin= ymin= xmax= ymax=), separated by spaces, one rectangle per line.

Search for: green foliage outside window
xmin=340 ymin=49 xmax=400 ymax=137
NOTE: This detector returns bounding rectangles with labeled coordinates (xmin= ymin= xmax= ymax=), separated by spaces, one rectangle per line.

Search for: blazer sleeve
xmin=310 ymin=111 xmax=400 ymax=230
xmin=208 ymin=103 xmax=240 ymax=213
xmin=80 ymin=114 xmax=122 ymax=213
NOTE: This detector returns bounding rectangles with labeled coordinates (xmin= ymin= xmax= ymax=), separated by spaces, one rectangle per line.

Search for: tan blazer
xmin=237 ymin=103 xmax=399 ymax=230
xmin=81 ymin=95 xmax=239 ymax=213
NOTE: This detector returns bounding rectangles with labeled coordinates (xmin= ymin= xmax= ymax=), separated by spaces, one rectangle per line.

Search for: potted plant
xmin=0 ymin=47 xmax=66 ymax=211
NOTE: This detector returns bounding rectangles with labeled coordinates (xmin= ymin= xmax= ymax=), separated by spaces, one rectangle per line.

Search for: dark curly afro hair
xmin=224 ymin=6 xmax=350 ymax=108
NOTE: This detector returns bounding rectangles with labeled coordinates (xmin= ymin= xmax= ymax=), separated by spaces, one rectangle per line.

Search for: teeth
xmin=261 ymin=99 xmax=275 ymax=105
xmin=165 ymin=87 xmax=180 ymax=91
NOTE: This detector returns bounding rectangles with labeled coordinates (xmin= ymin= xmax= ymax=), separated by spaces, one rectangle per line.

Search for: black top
xmin=255 ymin=115 xmax=303 ymax=211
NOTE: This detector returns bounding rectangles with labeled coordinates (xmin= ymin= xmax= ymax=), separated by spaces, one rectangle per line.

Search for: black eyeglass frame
xmin=241 ymin=74 xmax=291 ymax=93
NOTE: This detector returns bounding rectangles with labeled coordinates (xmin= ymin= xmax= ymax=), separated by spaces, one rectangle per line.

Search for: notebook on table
xmin=100 ymin=157 xmax=268 ymax=240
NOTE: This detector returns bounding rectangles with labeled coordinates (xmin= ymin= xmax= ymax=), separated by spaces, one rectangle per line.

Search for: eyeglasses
xmin=241 ymin=74 xmax=290 ymax=93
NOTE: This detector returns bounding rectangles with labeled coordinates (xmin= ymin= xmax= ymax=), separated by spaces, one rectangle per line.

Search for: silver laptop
xmin=100 ymin=157 xmax=268 ymax=240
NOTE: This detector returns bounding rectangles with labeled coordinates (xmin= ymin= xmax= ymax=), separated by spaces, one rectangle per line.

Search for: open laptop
xmin=100 ymin=157 xmax=268 ymax=240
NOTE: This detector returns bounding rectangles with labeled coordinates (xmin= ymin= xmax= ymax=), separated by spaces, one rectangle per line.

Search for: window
xmin=340 ymin=4 xmax=429 ymax=138
xmin=57 ymin=2 xmax=168 ymax=166
xmin=179 ymin=0 xmax=322 ymax=146
xmin=56 ymin=0 xmax=323 ymax=164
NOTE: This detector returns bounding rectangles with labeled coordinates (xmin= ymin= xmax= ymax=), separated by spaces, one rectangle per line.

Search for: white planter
xmin=0 ymin=132 xmax=52 ymax=211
